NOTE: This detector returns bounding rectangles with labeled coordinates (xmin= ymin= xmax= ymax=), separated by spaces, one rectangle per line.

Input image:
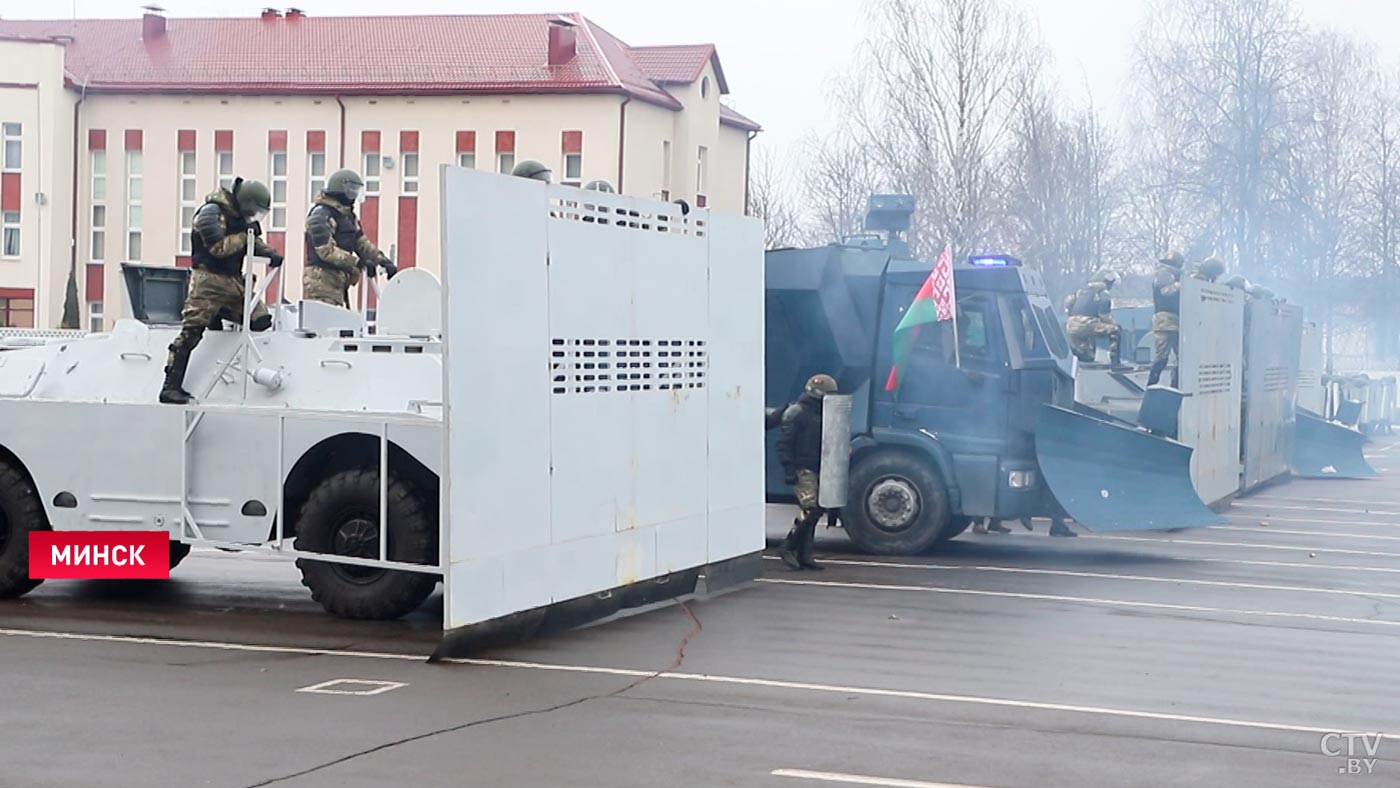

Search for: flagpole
xmin=947 ymin=244 xmax=960 ymax=368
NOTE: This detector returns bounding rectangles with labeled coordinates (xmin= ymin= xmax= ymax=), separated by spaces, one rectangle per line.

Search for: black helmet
xmin=511 ymin=160 xmax=553 ymax=182
xmin=233 ymin=179 xmax=271 ymax=220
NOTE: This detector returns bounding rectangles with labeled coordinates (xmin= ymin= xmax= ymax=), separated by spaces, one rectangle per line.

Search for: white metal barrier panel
xmin=1178 ymin=278 xmax=1245 ymax=505
xmin=438 ymin=168 xmax=764 ymax=631
xmin=1241 ymin=301 xmax=1302 ymax=490
xmin=1296 ymin=321 xmax=1324 ymax=414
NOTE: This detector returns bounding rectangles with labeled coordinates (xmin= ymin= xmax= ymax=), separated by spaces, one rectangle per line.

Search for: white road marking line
xmin=1223 ymin=513 xmax=1400 ymax=529
xmin=1234 ymin=502 xmax=1400 ymax=518
xmin=296 ymin=678 xmax=407 ymax=696
xmin=758 ymin=578 xmax=1400 ymax=629
xmin=772 ymin=769 xmax=992 ymax=788
xmin=1245 ymin=496 xmax=1400 ymax=508
xmin=2 ymin=626 xmax=1395 ymax=744
xmin=760 ymin=556 xmax=1400 ymax=601
xmin=1214 ymin=525 xmax=1400 ymax=542
xmin=1095 ymin=534 xmax=1400 ymax=559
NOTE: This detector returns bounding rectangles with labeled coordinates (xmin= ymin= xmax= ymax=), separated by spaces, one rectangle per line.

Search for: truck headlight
xmin=1008 ymin=470 xmax=1038 ymax=489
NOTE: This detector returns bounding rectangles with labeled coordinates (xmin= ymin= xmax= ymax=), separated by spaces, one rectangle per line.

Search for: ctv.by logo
xmin=1321 ymin=732 xmax=1383 ymax=776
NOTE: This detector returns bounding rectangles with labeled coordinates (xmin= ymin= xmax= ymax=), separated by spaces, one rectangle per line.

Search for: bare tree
xmin=802 ymin=129 xmax=883 ymax=245
xmin=748 ymin=147 xmax=808 ymax=249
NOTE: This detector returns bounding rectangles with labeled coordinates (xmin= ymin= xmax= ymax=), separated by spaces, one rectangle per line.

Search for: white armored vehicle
xmin=0 ymin=169 xmax=765 ymax=655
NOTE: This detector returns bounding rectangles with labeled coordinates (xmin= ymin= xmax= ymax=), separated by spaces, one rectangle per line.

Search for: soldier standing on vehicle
xmin=777 ymin=373 xmax=839 ymax=570
xmin=1064 ymin=270 xmax=1122 ymax=365
xmin=160 ymin=178 xmax=284 ymax=405
xmin=1147 ymin=250 xmax=1186 ymax=387
xmin=1190 ymin=257 xmax=1226 ymax=283
xmin=303 ymin=169 xmax=396 ymax=308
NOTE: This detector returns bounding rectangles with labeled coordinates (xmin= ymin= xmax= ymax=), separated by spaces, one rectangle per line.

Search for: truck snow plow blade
xmin=1035 ymin=405 xmax=1225 ymax=532
xmin=1291 ymin=408 xmax=1377 ymax=479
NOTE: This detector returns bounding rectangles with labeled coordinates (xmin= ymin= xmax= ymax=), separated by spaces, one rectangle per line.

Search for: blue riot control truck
xmin=765 ymin=196 xmax=1221 ymax=555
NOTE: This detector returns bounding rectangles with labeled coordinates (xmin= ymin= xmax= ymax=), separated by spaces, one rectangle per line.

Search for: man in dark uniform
xmin=303 ymin=168 xmax=395 ymax=308
xmin=1147 ymin=250 xmax=1186 ymax=387
xmin=160 ymin=178 xmax=283 ymax=404
xmin=1064 ymin=269 xmax=1122 ymax=365
xmin=776 ymin=373 xmax=839 ymax=570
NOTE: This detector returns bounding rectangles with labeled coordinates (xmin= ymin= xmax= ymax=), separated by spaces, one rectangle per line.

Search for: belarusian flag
xmin=885 ymin=244 xmax=955 ymax=391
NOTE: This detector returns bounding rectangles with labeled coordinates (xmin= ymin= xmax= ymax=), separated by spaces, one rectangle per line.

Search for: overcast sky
xmin=10 ymin=0 xmax=1400 ymax=157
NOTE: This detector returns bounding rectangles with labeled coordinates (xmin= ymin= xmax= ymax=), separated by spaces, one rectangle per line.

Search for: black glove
xmin=359 ymin=259 xmax=377 ymax=274
xmin=249 ymin=221 xmax=264 ymax=237
xmin=266 ymin=250 xmax=285 ymax=269
xmin=380 ymin=261 xmax=398 ymax=279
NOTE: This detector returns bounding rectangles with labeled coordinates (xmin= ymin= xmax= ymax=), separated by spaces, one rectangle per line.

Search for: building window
xmin=2 ymin=123 xmax=19 ymax=171
xmin=309 ymin=151 xmax=326 ymax=200
xmin=458 ymin=151 xmax=476 ymax=169
xmin=1 ymin=211 xmax=18 ymax=258
xmin=88 ymin=301 xmax=103 ymax=332
xmin=127 ymin=150 xmax=143 ymax=261
xmin=217 ymin=150 xmax=234 ymax=191
xmin=178 ymin=151 xmax=197 ymax=254
xmin=363 ymin=152 xmax=380 ymax=195
xmin=0 ymin=296 xmax=34 ymax=328
xmin=91 ymin=149 xmax=107 ymax=261
xmin=270 ymin=151 xmax=288 ymax=230
xmin=402 ymin=152 xmax=419 ymax=194
xmin=662 ymin=141 xmax=672 ymax=200
xmin=498 ymin=151 xmax=515 ymax=174
xmin=696 ymin=146 xmax=708 ymax=200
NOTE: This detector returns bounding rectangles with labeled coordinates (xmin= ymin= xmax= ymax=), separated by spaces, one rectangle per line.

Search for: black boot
xmin=798 ymin=517 xmax=824 ymax=570
xmin=159 ymin=346 xmax=194 ymax=405
xmin=1049 ymin=518 xmax=1077 ymax=537
xmin=780 ymin=522 xmax=803 ymax=570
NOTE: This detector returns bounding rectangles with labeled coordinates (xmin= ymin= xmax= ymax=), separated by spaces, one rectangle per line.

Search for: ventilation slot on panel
xmin=551 ymin=338 xmax=707 ymax=395
xmin=1263 ymin=367 xmax=1293 ymax=393
xmin=548 ymin=197 xmax=707 ymax=238
xmin=1197 ymin=363 xmax=1234 ymax=395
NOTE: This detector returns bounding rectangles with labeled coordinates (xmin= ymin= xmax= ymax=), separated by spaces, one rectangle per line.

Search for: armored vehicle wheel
xmin=294 ymin=468 xmax=437 ymax=620
xmin=0 ymin=460 xmax=48 ymax=598
xmin=843 ymin=451 xmax=950 ymax=555
xmin=938 ymin=516 xmax=973 ymax=542
xmin=168 ymin=541 xmax=192 ymax=570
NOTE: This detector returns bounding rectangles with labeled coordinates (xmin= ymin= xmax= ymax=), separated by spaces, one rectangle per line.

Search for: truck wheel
xmin=294 ymin=468 xmax=438 ymax=620
xmin=844 ymin=452 xmax=950 ymax=555
xmin=0 ymin=461 xmax=48 ymax=599
xmin=168 ymin=541 xmax=192 ymax=570
xmin=938 ymin=516 xmax=973 ymax=542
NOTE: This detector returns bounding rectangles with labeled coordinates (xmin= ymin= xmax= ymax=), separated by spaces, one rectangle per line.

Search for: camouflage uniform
xmin=165 ymin=188 xmax=275 ymax=372
xmin=1148 ymin=254 xmax=1185 ymax=387
xmin=303 ymin=193 xmax=391 ymax=308
xmin=776 ymin=374 xmax=838 ymax=570
xmin=1064 ymin=273 xmax=1120 ymax=363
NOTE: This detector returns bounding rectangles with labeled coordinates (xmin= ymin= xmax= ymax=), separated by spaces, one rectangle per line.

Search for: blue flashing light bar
xmin=967 ymin=255 xmax=1022 ymax=267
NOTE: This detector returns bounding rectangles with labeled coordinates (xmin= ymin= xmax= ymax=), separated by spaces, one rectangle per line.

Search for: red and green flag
xmin=885 ymin=244 xmax=956 ymax=391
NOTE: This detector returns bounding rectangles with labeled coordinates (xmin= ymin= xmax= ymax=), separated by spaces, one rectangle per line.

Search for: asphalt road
xmin=3 ymin=437 xmax=1399 ymax=788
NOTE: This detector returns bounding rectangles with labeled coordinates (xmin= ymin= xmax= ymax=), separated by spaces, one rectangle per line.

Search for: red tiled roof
xmin=630 ymin=44 xmax=728 ymax=93
xmin=0 ymin=13 xmax=740 ymax=112
xmin=720 ymin=104 xmax=762 ymax=132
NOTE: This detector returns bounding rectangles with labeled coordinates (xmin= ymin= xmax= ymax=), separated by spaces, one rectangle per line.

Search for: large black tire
xmin=294 ymin=468 xmax=438 ymax=620
xmin=0 ymin=461 xmax=48 ymax=598
xmin=168 ymin=541 xmax=192 ymax=570
xmin=937 ymin=515 xmax=973 ymax=543
xmin=843 ymin=451 xmax=950 ymax=555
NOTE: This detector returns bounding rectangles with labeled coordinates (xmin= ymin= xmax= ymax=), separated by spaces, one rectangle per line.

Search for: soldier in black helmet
xmin=1190 ymin=257 xmax=1226 ymax=283
xmin=303 ymin=168 xmax=395 ymax=308
xmin=776 ymin=373 xmax=839 ymax=570
xmin=1147 ymin=249 xmax=1186 ymax=387
xmin=511 ymin=159 xmax=553 ymax=183
xmin=160 ymin=177 xmax=283 ymax=404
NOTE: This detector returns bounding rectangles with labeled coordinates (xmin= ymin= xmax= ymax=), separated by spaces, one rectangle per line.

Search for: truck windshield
xmin=1004 ymin=296 xmax=1048 ymax=360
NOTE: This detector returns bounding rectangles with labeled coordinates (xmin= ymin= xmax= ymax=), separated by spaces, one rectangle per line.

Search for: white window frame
xmin=2 ymin=123 xmax=20 ymax=171
xmin=1 ymin=211 xmax=18 ymax=258
xmin=662 ymin=140 xmax=672 ymax=201
xmin=90 ymin=149 xmax=106 ymax=262
xmin=126 ymin=149 xmax=143 ymax=262
xmin=498 ymin=151 xmax=515 ymax=175
xmin=562 ymin=152 xmax=582 ymax=187
xmin=178 ymin=151 xmax=197 ymax=255
xmin=270 ymin=151 xmax=288 ymax=231
xmin=87 ymin=301 xmax=104 ymax=333
xmin=401 ymin=152 xmax=419 ymax=195
xmin=363 ymin=152 xmax=381 ymax=195
xmin=458 ymin=151 xmax=476 ymax=169
xmin=696 ymin=145 xmax=708 ymax=199
xmin=309 ymin=151 xmax=326 ymax=200
xmin=217 ymin=150 xmax=234 ymax=191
